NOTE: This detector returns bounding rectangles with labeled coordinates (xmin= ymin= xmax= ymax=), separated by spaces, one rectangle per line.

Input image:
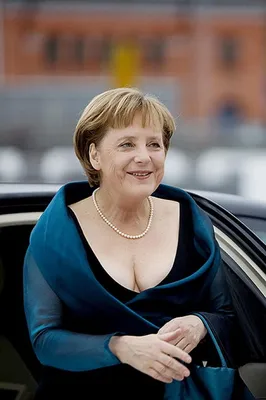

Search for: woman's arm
xmin=24 ymin=250 xmax=191 ymax=382
xmin=23 ymin=250 xmax=121 ymax=372
xmin=158 ymin=261 xmax=237 ymax=367
xmin=195 ymin=259 xmax=237 ymax=367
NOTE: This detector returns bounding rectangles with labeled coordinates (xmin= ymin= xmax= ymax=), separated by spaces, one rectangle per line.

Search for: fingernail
xmin=184 ymin=370 xmax=190 ymax=377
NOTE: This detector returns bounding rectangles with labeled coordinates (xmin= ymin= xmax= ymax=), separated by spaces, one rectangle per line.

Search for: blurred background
xmin=0 ymin=0 xmax=266 ymax=201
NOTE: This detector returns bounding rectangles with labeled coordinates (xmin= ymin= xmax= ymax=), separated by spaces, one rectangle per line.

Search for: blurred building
xmin=1 ymin=1 xmax=266 ymax=147
xmin=0 ymin=1 xmax=266 ymax=196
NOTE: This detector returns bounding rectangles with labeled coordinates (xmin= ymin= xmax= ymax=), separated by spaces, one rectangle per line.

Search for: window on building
xmin=142 ymin=39 xmax=165 ymax=67
xmin=219 ymin=37 xmax=239 ymax=68
xmin=74 ymin=37 xmax=86 ymax=65
xmin=100 ymin=38 xmax=112 ymax=67
xmin=44 ymin=34 xmax=59 ymax=66
xmin=217 ymin=100 xmax=242 ymax=128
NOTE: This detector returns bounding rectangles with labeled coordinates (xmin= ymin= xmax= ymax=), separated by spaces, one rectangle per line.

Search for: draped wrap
xmin=24 ymin=182 xmax=235 ymax=398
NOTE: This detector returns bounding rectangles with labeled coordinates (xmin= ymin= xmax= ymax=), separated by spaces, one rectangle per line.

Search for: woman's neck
xmin=94 ymin=187 xmax=151 ymax=229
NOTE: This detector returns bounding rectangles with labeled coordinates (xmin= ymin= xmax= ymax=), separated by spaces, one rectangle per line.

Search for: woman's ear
xmin=89 ymin=143 xmax=101 ymax=171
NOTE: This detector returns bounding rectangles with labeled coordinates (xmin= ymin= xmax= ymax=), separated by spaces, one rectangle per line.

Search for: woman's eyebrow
xmin=116 ymin=135 xmax=136 ymax=142
xmin=148 ymin=135 xmax=162 ymax=140
xmin=116 ymin=134 xmax=162 ymax=143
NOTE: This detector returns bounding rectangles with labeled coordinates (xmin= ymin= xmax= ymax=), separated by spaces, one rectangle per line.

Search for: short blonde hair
xmin=74 ymin=87 xmax=176 ymax=187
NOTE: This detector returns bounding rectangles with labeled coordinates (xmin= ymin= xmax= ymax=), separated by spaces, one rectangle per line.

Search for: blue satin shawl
xmin=24 ymin=182 xmax=225 ymax=396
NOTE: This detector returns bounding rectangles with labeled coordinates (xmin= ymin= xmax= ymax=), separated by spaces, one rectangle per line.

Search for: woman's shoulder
xmin=68 ymin=195 xmax=94 ymax=219
xmin=152 ymin=188 xmax=191 ymax=209
xmin=152 ymin=196 xmax=181 ymax=221
xmin=152 ymin=189 xmax=194 ymax=223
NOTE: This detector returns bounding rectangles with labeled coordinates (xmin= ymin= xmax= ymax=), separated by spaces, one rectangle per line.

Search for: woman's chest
xmin=83 ymin=217 xmax=180 ymax=292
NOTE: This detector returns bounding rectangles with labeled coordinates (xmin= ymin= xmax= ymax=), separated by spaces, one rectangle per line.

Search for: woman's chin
xmin=125 ymin=180 xmax=158 ymax=197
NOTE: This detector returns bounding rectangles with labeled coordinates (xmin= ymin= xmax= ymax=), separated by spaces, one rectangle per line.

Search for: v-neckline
xmin=67 ymin=202 xmax=184 ymax=296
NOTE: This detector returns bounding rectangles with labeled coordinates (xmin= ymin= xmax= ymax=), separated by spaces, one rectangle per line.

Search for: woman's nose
xmin=134 ymin=147 xmax=151 ymax=163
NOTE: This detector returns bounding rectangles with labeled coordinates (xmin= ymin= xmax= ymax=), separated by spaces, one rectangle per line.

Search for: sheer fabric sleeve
xmin=23 ymin=249 xmax=121 ymax=372
xmin=195 ymin=260 xmax=237 ymax=367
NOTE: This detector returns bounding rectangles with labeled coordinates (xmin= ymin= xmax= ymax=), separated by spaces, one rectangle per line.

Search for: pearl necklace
xmin=92 ymin=187 xmax=154 ymax=239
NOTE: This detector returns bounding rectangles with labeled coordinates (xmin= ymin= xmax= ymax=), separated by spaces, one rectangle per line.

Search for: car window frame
xmin=237 ymin=215 xmax=266 ymax=244
xmin=190 ymin=193 xmax=266 ymax=275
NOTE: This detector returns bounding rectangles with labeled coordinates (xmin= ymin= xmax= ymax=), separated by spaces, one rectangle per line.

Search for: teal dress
xmin=23 ymin=182 xmax=236 ymax=399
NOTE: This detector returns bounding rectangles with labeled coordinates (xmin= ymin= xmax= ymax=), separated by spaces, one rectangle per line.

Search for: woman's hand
xmin=109 ymin=330 xmax=192 ymax=384
xmin=158 ymin=315 xmax=207 ymax=354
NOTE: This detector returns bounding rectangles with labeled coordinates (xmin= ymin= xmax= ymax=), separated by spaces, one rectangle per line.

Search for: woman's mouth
xmin=127 ymin=171 xmax=152 ymax=180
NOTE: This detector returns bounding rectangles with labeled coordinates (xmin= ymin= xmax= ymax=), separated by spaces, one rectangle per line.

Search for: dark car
xmin=190 ymin=190 xmax=266 ymax=244
xmin=0 ymin=183 xmax=265 ymax=400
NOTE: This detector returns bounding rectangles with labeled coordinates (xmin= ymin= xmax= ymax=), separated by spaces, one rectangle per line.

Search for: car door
xmin=191 ymin=193 xmax=266 ymax=400
xmin=0 ymin=189 xmax=266 ymax=399
xmin=0 ymin=192 xmax=48 ymax=400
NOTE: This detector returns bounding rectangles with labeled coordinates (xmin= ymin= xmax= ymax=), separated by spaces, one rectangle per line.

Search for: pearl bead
xmin=92 ymin=187 xmax=153 ymax=240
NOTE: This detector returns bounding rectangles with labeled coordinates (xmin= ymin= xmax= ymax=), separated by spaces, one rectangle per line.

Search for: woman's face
xmin=91 ymin=114 xmax=166 ymax=199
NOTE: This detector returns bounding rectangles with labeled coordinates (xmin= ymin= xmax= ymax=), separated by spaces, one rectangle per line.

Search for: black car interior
xmin=0 ymin=223 xmax=265 ymax=399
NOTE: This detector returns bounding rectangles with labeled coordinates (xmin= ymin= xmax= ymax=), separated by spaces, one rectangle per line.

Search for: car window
xmin=0 ymin=211 xmax=266 ymax=399
xmin=238 ymin=216 xmax=266 ymax=244
xmin=214 ymin=225 xmax=266 ymax=363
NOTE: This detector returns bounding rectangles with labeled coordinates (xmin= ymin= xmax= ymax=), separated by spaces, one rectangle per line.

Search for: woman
xmin=23 ymin=87 xmax=235 ymax=399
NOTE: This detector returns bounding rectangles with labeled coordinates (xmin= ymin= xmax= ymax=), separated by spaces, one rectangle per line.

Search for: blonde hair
xmin=74 ymin=87 xmax=176 ymax=187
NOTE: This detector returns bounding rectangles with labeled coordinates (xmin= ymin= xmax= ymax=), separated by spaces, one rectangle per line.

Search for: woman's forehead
xmin=110 ymin=111 xmax=163 ymax=130
xmin=106 ymin=123 xmax=163 ymax=140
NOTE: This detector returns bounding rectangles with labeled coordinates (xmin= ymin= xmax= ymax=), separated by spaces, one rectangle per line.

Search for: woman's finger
xmin=175 ymin=337 xmax=188 ymax=350
xmin=158 ymin=352 xmax=191 ymax=378
xmin=162 ymin=340 xmax=192 ymax=363
xmin=153 ymin=360 xmax=188 ymax=382
xmin=148 ymin=367 xmax=173 ymax=383
xmin=158 ymin=329 xmax=183 ymax=346
xmin=161 ymin=340 xmax=192 ymax=365
xmin=158 ymin=321 xmax=179 ymax=334
xmin=152 ymin=361 xmax=177 ymax=381
xmin=183 ymin=343 xmax=195 ymax=354
xmin=157 ymin=324 xmax=181 ymax=335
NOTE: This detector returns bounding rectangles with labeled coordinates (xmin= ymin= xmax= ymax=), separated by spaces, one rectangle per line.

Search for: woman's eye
xmin=120 ymin=142 xmax=133 ymax=148
xmin=149 ymin=142 xmax=161 ymax=148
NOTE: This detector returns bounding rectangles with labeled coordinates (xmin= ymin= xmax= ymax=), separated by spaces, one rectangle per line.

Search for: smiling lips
xmin=127 ymin=171 xmax=152 ymax=179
